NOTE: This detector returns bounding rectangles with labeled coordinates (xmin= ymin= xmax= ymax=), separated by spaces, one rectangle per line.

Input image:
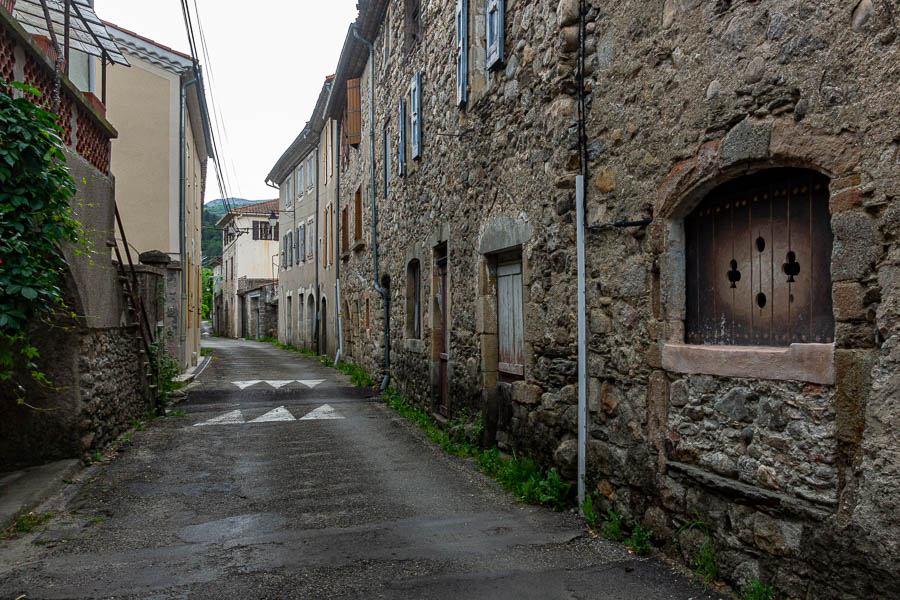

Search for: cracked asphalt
xmin=0 ymin=336 xmax=726 ymax=599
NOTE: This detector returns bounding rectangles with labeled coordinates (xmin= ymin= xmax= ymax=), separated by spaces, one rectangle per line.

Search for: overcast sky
xmin=93 ymin=0 xmax=359 ymax=202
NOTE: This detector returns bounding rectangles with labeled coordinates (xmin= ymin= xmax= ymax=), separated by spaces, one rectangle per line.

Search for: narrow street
xmin=0 ymin=338 xmax=722 ymax=599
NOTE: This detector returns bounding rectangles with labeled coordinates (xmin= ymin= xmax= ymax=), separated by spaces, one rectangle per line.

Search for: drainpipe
xmin=334 ymin=118 xmax=344 ymax=366
xmin=180 ymin=76 xmax=198 ymax=361
xmin=315 ymin=143 xmax=321 ymax=355
xmin=353 ymin=26 xmax=390 ymax=391
xmin=576 ymin=0 xmax=589 ymax=507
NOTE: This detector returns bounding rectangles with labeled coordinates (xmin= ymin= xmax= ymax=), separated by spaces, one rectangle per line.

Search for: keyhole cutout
xmin=783 ymin=251 xmax=800 ymax=283
xmin=727 ymin=259 xmax=741 ymax=288
xmin=756 ymin=292 xmax=767 ymax=308
xmin=756 ymin=236 xmax=766 ymax=252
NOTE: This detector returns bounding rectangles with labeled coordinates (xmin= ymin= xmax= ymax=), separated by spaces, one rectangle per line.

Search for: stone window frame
xmin=476 ymin=216 xmax=532 ymax=389
xmin=654 ymin=118 xmax=862 ymax=386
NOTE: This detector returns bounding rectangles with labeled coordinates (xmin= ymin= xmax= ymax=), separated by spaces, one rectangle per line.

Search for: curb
xmin=175 ymin=354 xmax=211 ymax=385
xmin=0 ymin=458 xmax=83 ymax=530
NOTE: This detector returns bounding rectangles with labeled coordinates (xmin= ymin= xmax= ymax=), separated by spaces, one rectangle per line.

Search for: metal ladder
xmin=106 ymin=203 xmax=163 ymax=414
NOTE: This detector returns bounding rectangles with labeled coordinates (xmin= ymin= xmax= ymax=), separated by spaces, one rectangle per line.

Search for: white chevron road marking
xmin=266 ymin=380 xmax=294 ymax=389
xmin=299 ymin=404 xmax=343 ymax=420
xmin=297 ymin=379 xmax=326 ymax=389
xmin=193 ymin=409 xmax=245 ymax=426
xmin=231 ymin=380 xmax=262 ymax=390
xmin=249 ymin=406 xmax=296 ymax=423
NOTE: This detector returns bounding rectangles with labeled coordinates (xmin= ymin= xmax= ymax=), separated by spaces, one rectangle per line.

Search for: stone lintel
xmin=662 ymin=343 xmax=835 ymax=385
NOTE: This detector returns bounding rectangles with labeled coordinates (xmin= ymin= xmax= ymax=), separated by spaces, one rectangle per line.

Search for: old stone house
xmin=273 ymin=0 xmax=900 ymax=597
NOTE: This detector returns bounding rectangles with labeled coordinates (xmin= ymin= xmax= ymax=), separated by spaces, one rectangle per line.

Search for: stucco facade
xmin=104 ymin=24 xmax=212 ymax=369
xmin=217 ymin=200 xmax=279 ymax=338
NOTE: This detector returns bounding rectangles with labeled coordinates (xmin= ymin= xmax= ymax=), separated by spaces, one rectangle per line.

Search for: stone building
xmin=237 ymin=279 xmax=278 ymax=340
xmin=0 ymin=2 xmax=160 ymax=468
xmin=275 ymin=1 xmax=900 ymax=596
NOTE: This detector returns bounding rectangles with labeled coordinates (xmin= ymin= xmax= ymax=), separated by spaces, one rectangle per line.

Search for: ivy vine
xmin=0 ymin=81 xmax=86 ymax=400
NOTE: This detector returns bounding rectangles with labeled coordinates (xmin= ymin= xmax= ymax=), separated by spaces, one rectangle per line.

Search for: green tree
xmin=201 ymin=267 xmax=214 ymax=320
xmin=0 ymin=81 xmax=86 ymax=399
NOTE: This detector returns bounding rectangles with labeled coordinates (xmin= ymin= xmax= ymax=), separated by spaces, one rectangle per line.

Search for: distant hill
xmin=203 ymin=197 xmax=267 ymax=217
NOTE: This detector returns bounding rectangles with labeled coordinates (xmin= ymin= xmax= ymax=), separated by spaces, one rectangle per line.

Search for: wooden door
xmin=497 ymin=260 xmax=524 ymax=378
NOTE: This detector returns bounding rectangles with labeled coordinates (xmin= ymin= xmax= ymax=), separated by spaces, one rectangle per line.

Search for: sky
xmin=93 ymin=0 xmax=359 ymax=202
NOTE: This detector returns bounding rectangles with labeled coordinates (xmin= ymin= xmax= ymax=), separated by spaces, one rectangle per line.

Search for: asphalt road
xmin=0 ymin=336 xmax=725 ymax=599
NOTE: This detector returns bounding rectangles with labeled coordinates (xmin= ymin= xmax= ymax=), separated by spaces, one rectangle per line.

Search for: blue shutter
xmin=281 ymin=236 xmax=286 ymax=268
xmin=410 ymin=71 xmax=422 ymax=160
xmin=456 ymin=0 xmax=468 ymax=107
xmin=288 ymin=231 xmax=293 ymax=267
xmin=486 ymin=0 xmax=504 ymax=70
xmin=398 ymin=99 xmax=407 ymax=176
xmin=295 ymin=227 xmax=300 ymax=263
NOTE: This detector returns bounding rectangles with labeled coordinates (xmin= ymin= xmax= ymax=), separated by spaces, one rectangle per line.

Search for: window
xmin=398 ymin=99 xmax=407 ymax=176
xmin=294 ymin=225 xmax=303 ymax=265
xmin=410 ymin=71 xmax=422 ymax=160
xmin=252 ymin=220 xmax=275 ymax=241
xmin=406 ymin=259 xmax=421 ymax=339
xmin=287 ymin=231 xmax=294 ymax=267
xmin=281 ymin=236 xmax=286 ymax=269
xmin=497 ymin=254 xmax=524 ymax=377
xmin=684 ymin=168 xmax=833 ymax=346
xmin=297 ymin=164 xmax=304 ymax=201
xmin=486 ymin=0 xmax=505 ymax=70
xmin=298 ymin=224 xmax=306 ymax=263
xmin=306 ymin=155 xmax=314 ymax=190
xmin=347 ymin=78 xmax=362 ymax=146
xmin=404 ymin=0 xmax=421 ymax=52
xmin=284 ymin=176 xmax=292 ymax=209
xmin=456 ymin=0 xmax=468 ymax=107
xmin=354 ymin=187 xmax=363 ymax=242
xmin=383 ymin=122 xmax=391 ymax=197
xmin=322 ymin=206 xmax=329 ymax=268
xmin=381 ymin=6 xmax=392 ymax=74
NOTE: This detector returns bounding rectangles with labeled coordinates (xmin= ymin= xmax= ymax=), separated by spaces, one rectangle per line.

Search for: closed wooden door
xmin=497 ymin=260 xmax=524 ymax=378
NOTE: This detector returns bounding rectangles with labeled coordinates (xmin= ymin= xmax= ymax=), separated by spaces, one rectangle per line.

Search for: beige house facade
xmin=217 ymin=200 xmax=279 ymax=338
xmin=104 ymin=23 xmax=213 ymax=369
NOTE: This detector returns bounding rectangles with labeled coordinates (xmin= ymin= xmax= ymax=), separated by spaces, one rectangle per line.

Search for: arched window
xmin=406 ymin=259 xmax=421 ymax=339
xmin=684 ymin=168 xmax=833 ymax=346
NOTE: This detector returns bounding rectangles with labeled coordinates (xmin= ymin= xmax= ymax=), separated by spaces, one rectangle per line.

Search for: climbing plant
xmin=0 ymin=81 xmax=85 ymax=400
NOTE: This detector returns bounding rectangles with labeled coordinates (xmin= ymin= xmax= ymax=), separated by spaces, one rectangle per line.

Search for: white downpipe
xmin=576 ymin=174 xmax=588 ymax=507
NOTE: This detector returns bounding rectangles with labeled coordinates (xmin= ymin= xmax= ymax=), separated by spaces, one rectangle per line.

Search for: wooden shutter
xmin=289 ymin=231 xmax=294 ymax=267
xmin=456 ymin=0 xmax=468 ymax=107
xmin=684 ymin=169 xmax=833 ymax=346
xmin=342 ymin=207 xmax=349 ymax=254
xmin=295 ymin=227 xmax=301 ymax=263
xmin=486 ymin=0 xmax=504 ymax=70
xmin=410 ymin=71 xmax=422 ymax=160
xmin=253 ymin=221 xmax=260 ymax=240
xmin=347 ymin=78 xmax=362 ymax=146
xmin=398 ymin=99 xmax=407 ymax=176
xmin=274 ymin=223 xmax=279 ymax=240
xmin=497 ymin=260 xmax=524 ymax=376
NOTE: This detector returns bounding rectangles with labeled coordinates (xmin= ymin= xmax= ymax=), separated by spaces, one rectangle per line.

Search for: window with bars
xmin=684 ymin=168 xmax=834 ymax=347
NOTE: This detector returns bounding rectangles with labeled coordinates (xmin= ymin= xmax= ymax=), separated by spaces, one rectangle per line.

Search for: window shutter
xmin=253 ymin=220 xmax=260 ymax=241
xmin=290 ymin=231 xmax=295 ymax=267
xmin=281 ymin=236 xmax=286 ymax=268
xmin=456 ymin=0 xmax=468 ymax=107
xmin=347 ymin=78 xmax=362 ymax=146
xmin=274 ymin=223 xmax=279 ymax=240
xmin=410 ymin=71 xmax=422 ymax=160
xmin=295 ymin=227 xmax=300 ymax=263
xmin=398 ymin=99 xmax=407 ymax=176
xmin=486 ymin=0 xmax=504 ymax=70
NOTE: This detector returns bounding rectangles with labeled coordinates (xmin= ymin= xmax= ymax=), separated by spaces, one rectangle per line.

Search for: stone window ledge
xmin=662 ymin=342 xmax=834 ymax=385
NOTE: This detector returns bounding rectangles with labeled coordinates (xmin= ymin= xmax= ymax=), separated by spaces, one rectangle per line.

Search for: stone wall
xmin=321 ymin=0 xmax=900 ymax=597
xmin=238 ymin=281 xmax=279 ymax=340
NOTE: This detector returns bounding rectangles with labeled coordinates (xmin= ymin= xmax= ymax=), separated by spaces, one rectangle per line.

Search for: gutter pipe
xmin=353 ymin=25 xmax=390 ymax=391
xmin=180 ymin=76 xmax=198 ymax=356
xmin=576 ymin=0 xmax=588 ymax=507
xmin=335 ymin=118 xmax=345 ymax=366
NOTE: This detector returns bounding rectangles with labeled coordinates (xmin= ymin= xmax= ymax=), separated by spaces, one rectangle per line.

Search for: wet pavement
xmin=0 ymin=336 xmax=726 ymax=599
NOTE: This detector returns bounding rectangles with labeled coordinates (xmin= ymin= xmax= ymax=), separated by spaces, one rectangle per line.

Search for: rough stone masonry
xmin=327 ymin=1 xmax=900 ymax=597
